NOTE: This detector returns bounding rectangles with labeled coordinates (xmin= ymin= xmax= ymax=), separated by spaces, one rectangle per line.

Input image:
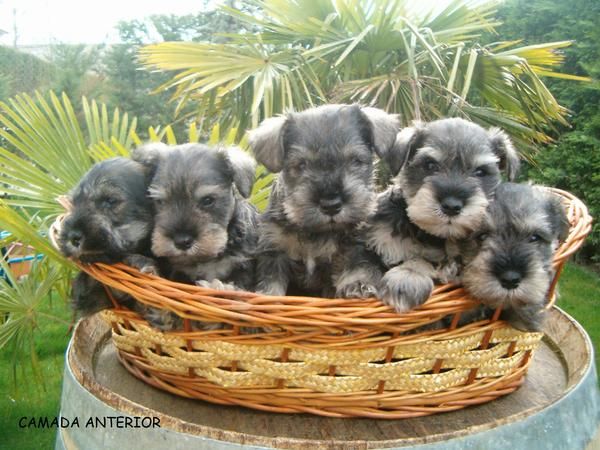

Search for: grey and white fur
xmin=248 ymin=104 xmax=399 ymax=297
xmin=132 ymin=143 xmax=259 ymax=329
xmin=367 ymin=118 xmax=520 ymax=312
xmin=59 ymin=157 xmax=157 ymax=316
xmin=459 ymin=182 xmax=569 ymax=331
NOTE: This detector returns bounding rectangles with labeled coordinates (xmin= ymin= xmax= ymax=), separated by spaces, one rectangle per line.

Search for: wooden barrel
xmin=55 ymin=307 xmax=599 ymax=450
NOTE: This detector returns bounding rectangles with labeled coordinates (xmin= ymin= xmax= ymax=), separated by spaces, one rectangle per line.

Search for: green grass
xmin=0 ymin=263 xmax=598 ymax=450
xmin=555 ymin=263 xmax=600 ymax=372
xmin=0 ymin=297 xmax=71 ymax=450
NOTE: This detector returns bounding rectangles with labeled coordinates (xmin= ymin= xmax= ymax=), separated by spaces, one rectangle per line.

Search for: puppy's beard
xmin=151 ymin=226 xmax=228 ymax=260
xmin=283 ymin=178 xmax=374 ymax=230
xmin=116 ymin=220 xmax=151 ymax=249
xmin=335 ymin=175 xmax=376 ymax=224
xmin=462 ymin=250 xmax=552 ymax=310
xmin=406 ymin=183 xmax=488 ymax=239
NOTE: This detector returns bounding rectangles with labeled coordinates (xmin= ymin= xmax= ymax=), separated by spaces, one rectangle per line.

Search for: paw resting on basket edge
xmin=333 ymin=266 xmax=381 ymax=299
xmin=139 ymin=305 xmax=225 ymax=332
xmin=196 ymin=279 xmax=239 ymax=291
xmin=138 ymin=305 xmax=182 ymax=331
xmin=196 ymin=279 xmax=266 ymax=334
xmin=255 ymin=280 xmax=287 ymax=297
xmin=336 ymin=281 xmax=378 ymax=298
xmin=124 ymin=254 xmax=160 ymax=275
xmin=377 ymin=265 xmax=434 ymax=313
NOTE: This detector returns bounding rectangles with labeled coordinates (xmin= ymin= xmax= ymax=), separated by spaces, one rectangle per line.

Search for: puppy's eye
xmin=476 ymin=232 xmax=489 ymax=242
xmin=100 ymin=196 xmax=120 ymax=209
xmin=423 ymin=159 xmax=439 ymax=173
xmin=351 ymin=156 xmax=367 ymax=167
xmin=529 ymin=233 xmax=542 ymax=243
xmin=474 ymin=166 xmax=488 ymax=177
xmin=199 ymin=196 xmax=216 ymax=208
xmin=288 ymin=160 xmax=306 ymax=176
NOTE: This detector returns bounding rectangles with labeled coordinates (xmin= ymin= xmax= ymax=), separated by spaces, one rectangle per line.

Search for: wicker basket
xmin=50 ymin=188 xmax=592 ymax=419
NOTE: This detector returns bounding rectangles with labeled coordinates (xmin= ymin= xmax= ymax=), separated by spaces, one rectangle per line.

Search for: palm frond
xmin=140 ymin=41 xmax=326 ymax=137
xmin=0 ymin=258 xmax=69 ymax=387
xmin=139 ymin=0 xmax=582 ymax=155
xmin=423 ymin=0 xmax=500 ymax=44
xmin=0 ymin=203 xmax=70 ymax=264
xmin=491 ymin=41 xmax=591 ymax=81
xmin=0 ymin=92 xmax=139 ymax=214
xmin=83 ymin=98 xmax=138 ymax=159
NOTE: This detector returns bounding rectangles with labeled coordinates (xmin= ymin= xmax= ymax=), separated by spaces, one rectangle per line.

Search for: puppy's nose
xmin=440 ymin=196 xmax=464 ymax=216
xmin=319 ymin=197 xmax=343 ymax=216
xmin=173 ymin=234 xmax=194 ymax=250
xmin=68 ymin=230 xmax=83 ymax=248
xmin=499 ymin=270 xmax=522 ymax=290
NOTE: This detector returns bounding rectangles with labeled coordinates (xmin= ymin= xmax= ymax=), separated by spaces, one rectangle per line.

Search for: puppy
xmin=248 ymin=104 xmax=399 ymax=297
xmin=460 ymin=182 xmax=569 ymax=331
xmin=59 ymin=157 xmax=156 ymax=316
xmin=131 ymin=143 xmax=259 ymax=330
xmin=367 ymin=118 xmax=520 ymax=312
xmin=133 ymin=143 xmax=259 ymax=288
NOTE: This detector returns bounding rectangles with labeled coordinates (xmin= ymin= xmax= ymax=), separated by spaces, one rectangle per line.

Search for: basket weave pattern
xmin=56 ymin=188 xmax=592 ymax=418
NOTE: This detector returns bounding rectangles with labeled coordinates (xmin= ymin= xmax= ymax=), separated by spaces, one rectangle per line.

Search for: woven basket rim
xmin=49 ymin=187 xmax=592 ymax=335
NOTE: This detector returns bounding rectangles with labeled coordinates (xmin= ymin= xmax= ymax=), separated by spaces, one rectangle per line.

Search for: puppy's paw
xmin=378 ymin=268 xmax=433 ymax=313
xmin=196 ymin=279 xmax=239 ymax=291
xmin=336 ymin=281 xmax=378 ymax=299
xmin=139 ymin=305 xmax=181 ymax=331
xmin=240 ymin=326 xmax=267 ymax=334
xmin=437 ymin=259 xmax=461 ymax=284
xmin=124 ymin=255 xmax=159 ymax=275
xmin=191 ymin=321 xmax=224 ymax=331
xmin=334 ymin=267 xmax=381 ymax=299
xmin=256 ymin=281 xmax=287 ymax=296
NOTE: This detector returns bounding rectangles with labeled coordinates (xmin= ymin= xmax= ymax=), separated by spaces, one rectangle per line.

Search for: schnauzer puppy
xmin=132 ymin=142 xmax=259 ymax=289
xmin=132 ymin=143 xmax=259 ymax=330
xmin=248 ymin=104 xmax=400 ymax=297
xmin=367 ymin=118 xmax=520 ymax=312
xmin=460 ymin=182 xmax=569 ymax=331
xmin=59 ymin=157 xmax=156 ymax=316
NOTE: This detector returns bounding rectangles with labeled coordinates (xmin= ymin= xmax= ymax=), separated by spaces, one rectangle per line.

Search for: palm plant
xmin=0 ymin=92 xmax=135 ymax=378
xmin=140 ymin=0 xmax=588 ymax=155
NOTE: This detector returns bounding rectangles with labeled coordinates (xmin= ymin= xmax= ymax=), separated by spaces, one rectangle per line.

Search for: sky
xmin=0 ymin=0 xmax=468 ymax=47
xmin=0 ymin=0 xmax=213 ymax=46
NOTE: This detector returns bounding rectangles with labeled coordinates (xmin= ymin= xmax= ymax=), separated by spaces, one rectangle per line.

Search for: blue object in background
xmin=0 ymin=230 xmax=44 ymax=281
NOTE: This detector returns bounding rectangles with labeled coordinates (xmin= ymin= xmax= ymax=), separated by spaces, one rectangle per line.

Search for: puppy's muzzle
xmin=440 ymin=196 xmax=464 ymax=217
xmin=498 ymin=270 xmax=523 ymax=290
xmin=432 ymin=178 xmax=477 ymax=217
xmin=65 ymin=228 xmax=84 ymax=250
xmin=319 ymin=196 xmax=343 ymax=216
xmin=172 ymin=232 xmax=195 ymax=251
xmin=492 ymin=251 xmax=529 ymax=290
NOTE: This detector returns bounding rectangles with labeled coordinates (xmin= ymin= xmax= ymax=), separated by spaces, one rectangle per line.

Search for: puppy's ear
xmin=359 ymin=107 xmax=401 ymax=160
xmin=488 ymin=128 xmax=520 ymax=181
xmin=224 ymin=147 xmax=257 ymax=198
xmin=545 ymin=192 xmax=570 ymax=243
xmin=131 ymin=142 xmax=170 ymax=178
xmin=247 ymin=116 xmax=287 ymax=173
xmin=384 ymin=122 xmax=426 ymax=175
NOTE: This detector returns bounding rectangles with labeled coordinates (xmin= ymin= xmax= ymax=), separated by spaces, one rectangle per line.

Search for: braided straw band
xmin=104 ymin=310 xmax=541 ymax=394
